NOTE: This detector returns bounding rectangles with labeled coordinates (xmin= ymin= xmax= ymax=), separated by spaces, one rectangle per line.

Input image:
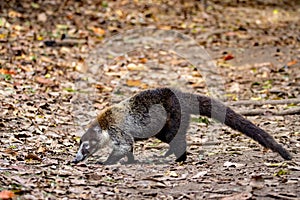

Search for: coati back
xmin=73 ymin=88 xmax=292 ymax=165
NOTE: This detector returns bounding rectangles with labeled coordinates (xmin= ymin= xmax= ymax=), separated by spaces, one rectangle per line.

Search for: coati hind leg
xmin=164 ymin=143 xmax=187 ymax=162
xmin=166 ymin=133 xmax=188 ymax=162
xmin=155 ymin=115 xmax=190 ymax=162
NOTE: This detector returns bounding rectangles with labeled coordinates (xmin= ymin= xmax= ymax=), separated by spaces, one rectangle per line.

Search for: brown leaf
xmin=36 ymin=77 xmax=54 ymax=85
xmin=94 ymin=84 xmax=113 ymax=92
xmin=139 ymin=57 xmax=148 ymax=63
xmin=18 ymin=64 xmax=32 ymax=72
xmin=25 ymin=153 xmax=42 ymax=161
xmin=4 ymin=149 xmax=18 ymax=156
xmin=126 ymin=80 xmax=142 ymax=87
xmin=90 ymin=27 xmax=106 ymax=36
xmin=8 ymin=10 xmax=22 ymax=18
xmin=287 ymin=60 xmax=297 ymax=67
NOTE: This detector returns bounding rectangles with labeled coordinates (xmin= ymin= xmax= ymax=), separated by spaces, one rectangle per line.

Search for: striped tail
xmin=183 ymin=92 xmax=292 ymax=160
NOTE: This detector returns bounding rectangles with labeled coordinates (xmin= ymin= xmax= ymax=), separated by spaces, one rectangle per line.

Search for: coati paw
xmin=102 ymin=160 xmax=119 ymax=165
xmin=96 ymin=161 xmax=105 ymax=165
xmin=121 ymin=159 xmax=138 ymax=165
xmin=175 ymin=152 xmax=187 ymax=162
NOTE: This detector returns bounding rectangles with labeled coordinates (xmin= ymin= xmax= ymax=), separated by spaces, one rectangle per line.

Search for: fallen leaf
xmin=0 ymin=69 xmax=16 ymax=75
xmin=286 ymin=60 xmax=297 ymax=67
xmin=56 ymin=24 xmax=68 ymax=30
xmin=264 ymin=162 xmax=286 ymax=167
xmin=139 ymin=57 xmax=148 ymax=63
xmin=36 ymin=77 xmax=54 ymax=85
xmin=25 ymin=153 xmax=42 ymax=161
xmin=126 ymin=80 xmax=142 ymax=87
xmin=274 ymin=169 xmax=289 ymax=176
xmin=192 ymin=171 xmax=208 ymax=178
xmin=94 ymin=84 xmax=113 ymax=92
xmin=75 ymin=60 xmax=88 ymax=73
xmin=192 ymin=71 xmax=201 ymax=77
xmin=8 ymin=10 xmax=22 ymax=18
xmin=90 ymin=27 xmax=106 ymax=36
xmin=223 ymin=161 xmax=244 ymax=168
xmin=37 ymin=13 xmax=47 ymax=22
xmin=158 ymin=25 xmax=171 ymax=30
xmin=165 ymin=171 xmax=178 ymax=177
xmin=221 ymin=192 xmax=252 ymax=200
xmin=223 ymin=54 xmax=234 ymax=61
xmin=127 ymin=63 xmax=147 ymax=71
xmin=0 ymin=190 xmax=15 ymax=199
xmin=37 ymin=146 xmax=46 ymax=153
xmin=18 ymin=64 xmax=32 ymax=72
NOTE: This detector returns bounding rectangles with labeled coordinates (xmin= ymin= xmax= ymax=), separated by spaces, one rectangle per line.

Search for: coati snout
xmin=73 ymin=141 xmax=91 ymax=164
xmin=73 ymin=120 xmax=111 ymax=164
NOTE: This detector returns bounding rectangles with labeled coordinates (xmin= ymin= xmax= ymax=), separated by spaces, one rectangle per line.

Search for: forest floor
xmin=0 ymin=0 xmax=300 ymax=199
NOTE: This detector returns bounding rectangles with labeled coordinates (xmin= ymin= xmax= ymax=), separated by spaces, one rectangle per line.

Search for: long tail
xmin=183 ymin=92 xmax=292 ymax=160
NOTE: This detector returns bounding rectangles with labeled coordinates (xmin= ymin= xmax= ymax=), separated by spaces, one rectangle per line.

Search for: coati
xmin=73 ymin=88 xmax=292 ymax=165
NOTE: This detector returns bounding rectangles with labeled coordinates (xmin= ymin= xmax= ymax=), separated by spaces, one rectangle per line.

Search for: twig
xmin=227 ymin=98 xmax=300 ymax=106
xmin=0 ymin=168 xmax=17 ymax=171
xmin=267 ymin=192 xmax=298 ymax=200
xmin=238 ymin=107 xmax=300 ymax=116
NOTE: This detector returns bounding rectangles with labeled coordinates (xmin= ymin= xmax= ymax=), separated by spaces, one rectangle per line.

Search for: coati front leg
xmin=99 ymin=126 xmax=135 ymax=165
xmin=102 ymin=144 xmax=134 ymax=165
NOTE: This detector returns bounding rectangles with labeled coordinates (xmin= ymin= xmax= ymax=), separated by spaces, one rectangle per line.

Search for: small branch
xmin=238 ymin=107 xmax=300 ymax=116
xmin=267 ymin=192 xmax=298 ymax=200
xmin=227 ymin=98 xmax=300 ymax=106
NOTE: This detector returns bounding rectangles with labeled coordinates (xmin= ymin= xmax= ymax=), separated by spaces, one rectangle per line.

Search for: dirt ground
xmin=0 ymin=0 xmax=299 ymax=199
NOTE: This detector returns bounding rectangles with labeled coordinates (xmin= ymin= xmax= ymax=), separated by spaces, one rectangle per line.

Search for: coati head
xmin=72 ymin=120 xmax=110 ymax=164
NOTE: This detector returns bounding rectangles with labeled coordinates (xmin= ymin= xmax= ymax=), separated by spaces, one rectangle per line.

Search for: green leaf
xmin=102 ymin=1 xmax=108 ymax=8
xmin=64 ymin=88 xmax=77 ymax=92
xmin=274 ymin=169 xmax=289 ymax=176
xmin=264 ymin=162 xmax=286 ymax=167
xmin=31 ymin=2 xmax=40 ymax=8
xmin=191 ymin=116 xmax=210 ymax=124
xmin=56 ymin=24 xmax=69 ymax=30
xmin=0 ymin=74 xmax=12 ymax=81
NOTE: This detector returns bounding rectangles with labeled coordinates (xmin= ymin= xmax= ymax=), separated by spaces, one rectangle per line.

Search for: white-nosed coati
xmin=73 ymin=88 xmax=292 ymax=165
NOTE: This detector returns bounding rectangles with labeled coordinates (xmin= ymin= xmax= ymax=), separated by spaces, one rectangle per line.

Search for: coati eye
xmin=83 ymin=143 xmax=89 ymax=149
